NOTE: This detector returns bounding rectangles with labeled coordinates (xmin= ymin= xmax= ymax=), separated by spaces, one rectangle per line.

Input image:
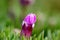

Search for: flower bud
xmin=20 ymin=0 xmax=35 ymax=6
xmin=21 ymin=13 xmax=36 ymax=37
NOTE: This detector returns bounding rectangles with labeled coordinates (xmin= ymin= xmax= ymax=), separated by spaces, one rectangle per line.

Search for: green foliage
xmin=0 ymin=0 xmax=60 ymax=40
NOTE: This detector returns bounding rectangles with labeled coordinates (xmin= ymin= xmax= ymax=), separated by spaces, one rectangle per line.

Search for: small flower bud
xmin=20 ymin=0 xmax=35 ymax=6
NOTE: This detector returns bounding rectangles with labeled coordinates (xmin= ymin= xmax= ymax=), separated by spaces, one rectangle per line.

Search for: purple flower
xmin=21 ymin=13 xmax=36 ymax=37
xmin=20 ymin=0 xmax=35 ymax=6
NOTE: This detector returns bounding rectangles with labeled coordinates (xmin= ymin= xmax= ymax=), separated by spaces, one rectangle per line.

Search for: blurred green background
xmin=0 ymin=0 xmax=60 ymax=40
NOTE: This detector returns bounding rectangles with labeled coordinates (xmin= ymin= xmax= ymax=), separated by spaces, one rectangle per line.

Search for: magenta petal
xmin=24 ymin=13 xmax=36 ymax=24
